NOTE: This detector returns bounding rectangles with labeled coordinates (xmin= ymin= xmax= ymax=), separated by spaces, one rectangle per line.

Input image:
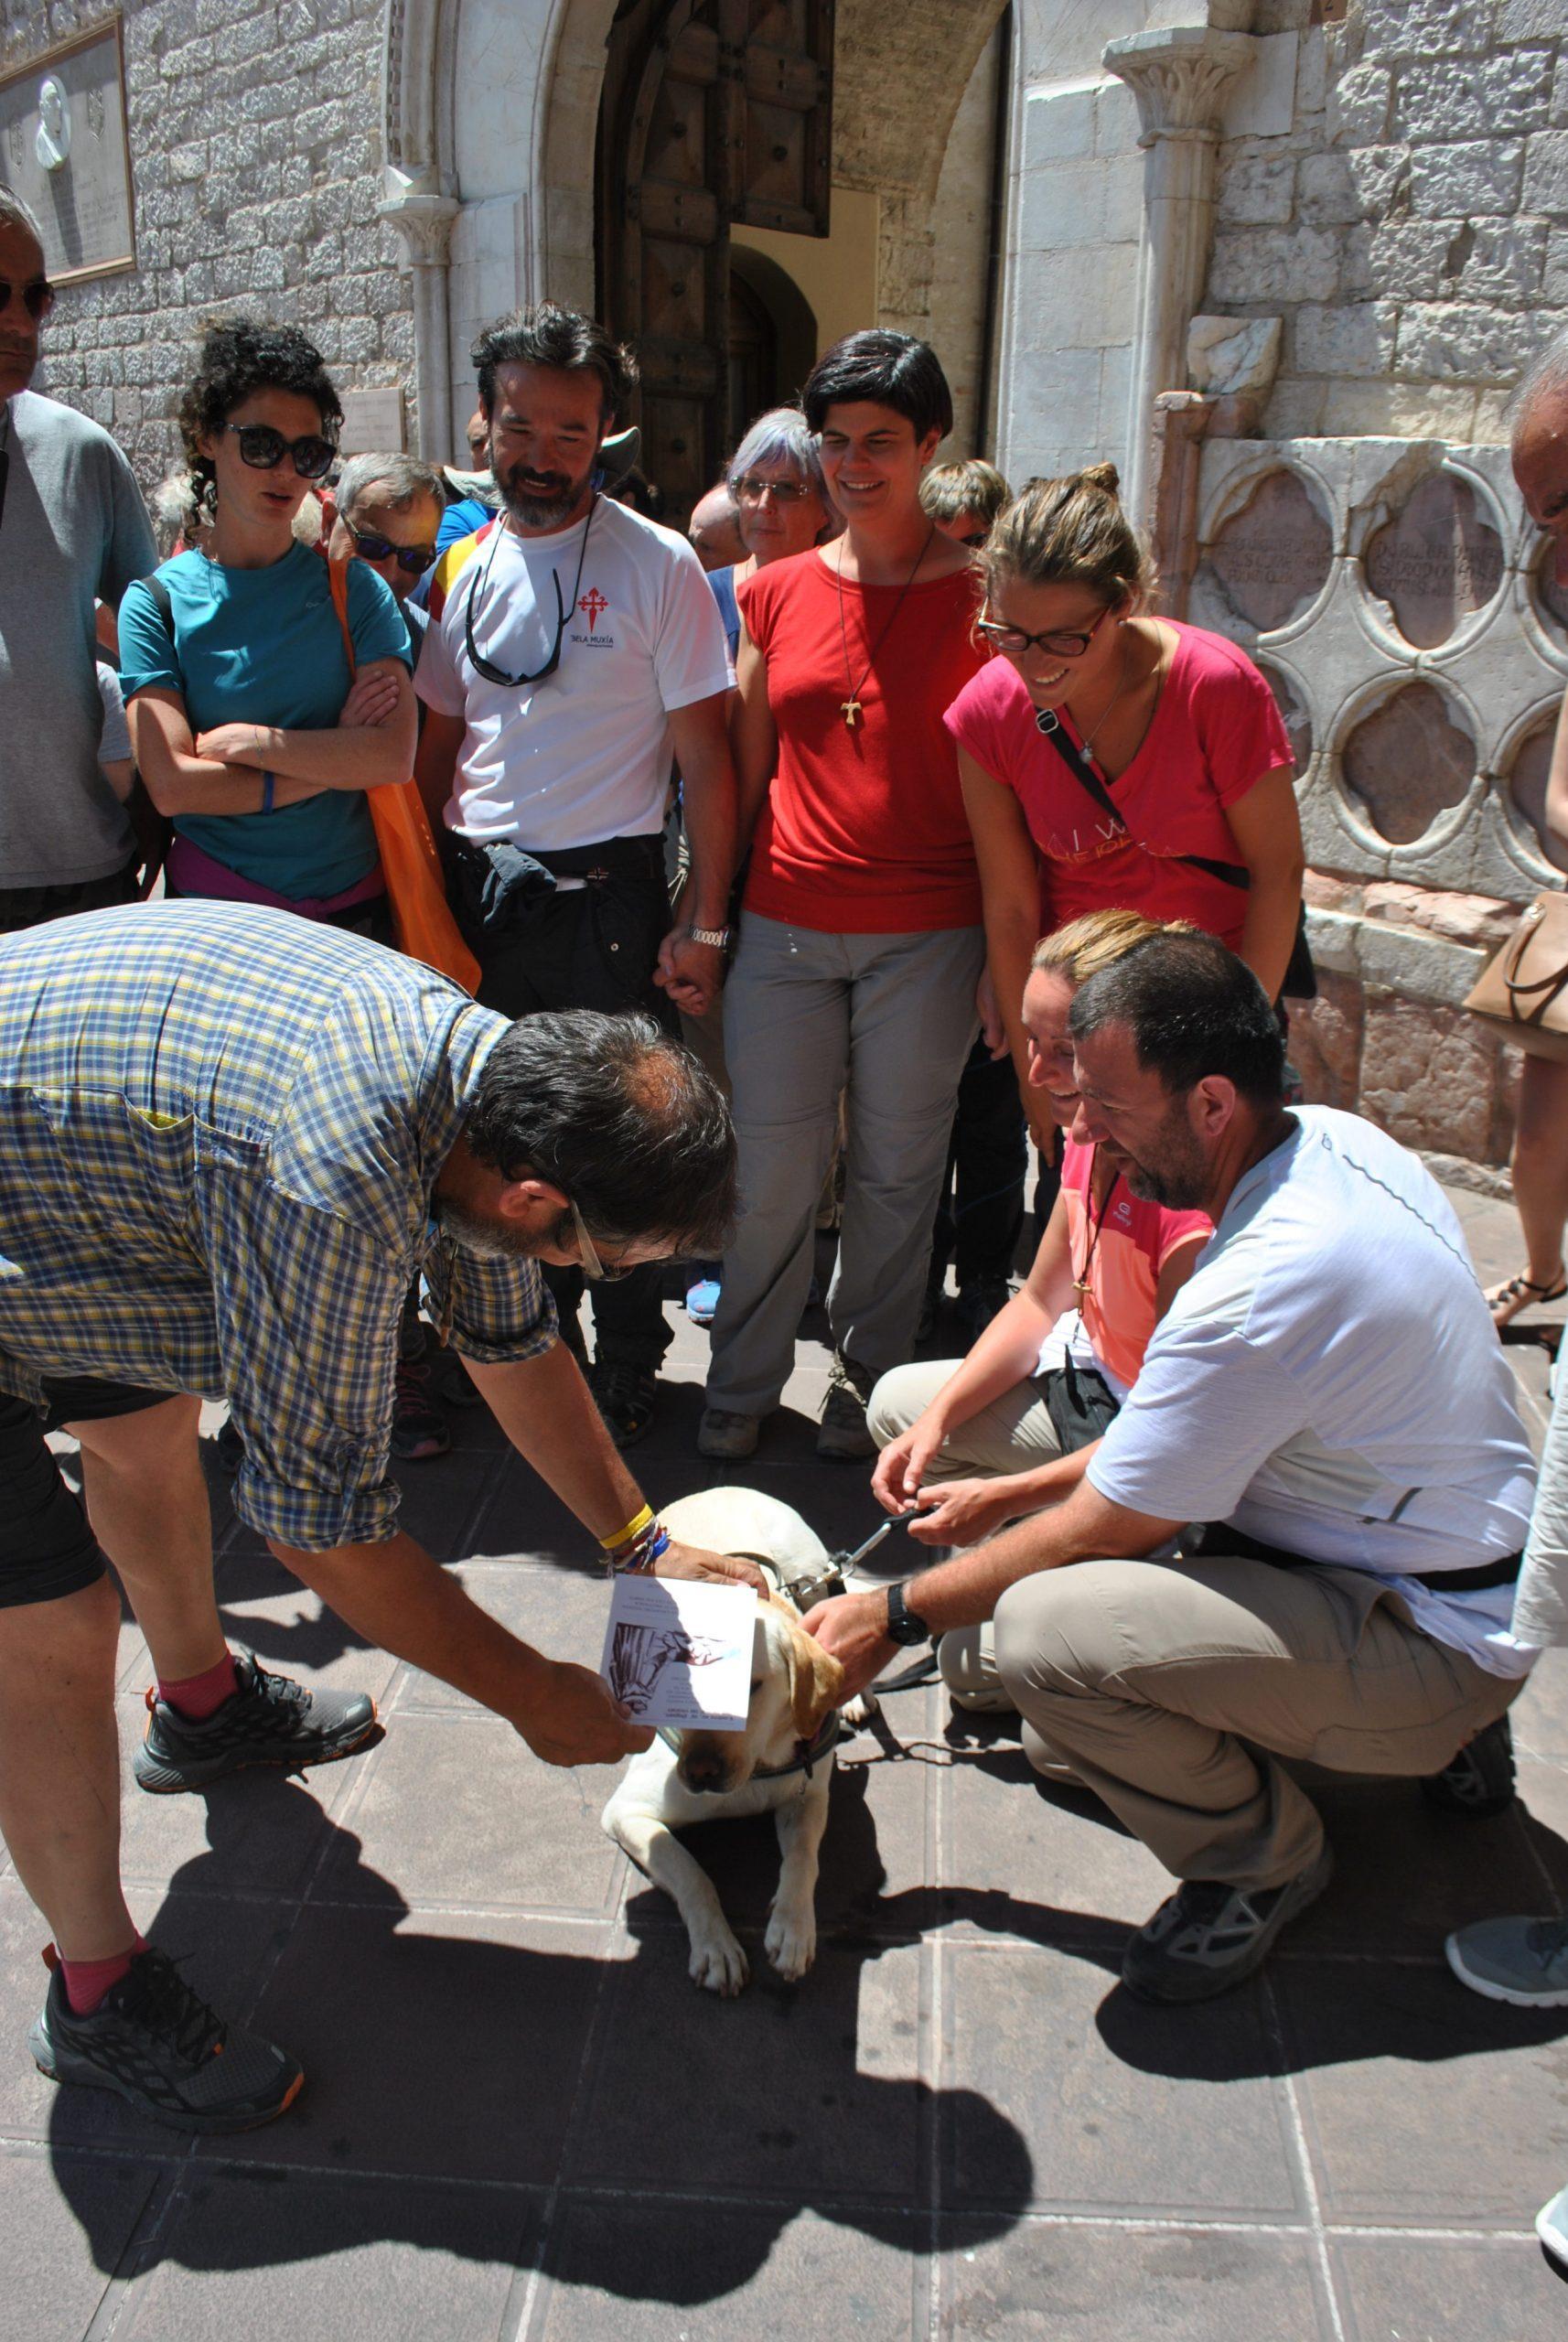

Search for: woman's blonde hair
xmin=1031 ymin=908 xmax=1196 ymax=985
xmin=982 ymin=461 xmax=1152 ymax=611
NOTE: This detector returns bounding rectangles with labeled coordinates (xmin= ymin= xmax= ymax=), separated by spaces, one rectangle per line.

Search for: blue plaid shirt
xmin=0 ymin=902 xmax=555 ymax=1550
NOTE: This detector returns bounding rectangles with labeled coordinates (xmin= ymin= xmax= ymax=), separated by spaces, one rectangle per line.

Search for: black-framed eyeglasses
xmin=343 ymin=517 xmax=436 ymax=575
xmin=463 ymin=494 xmax=596 ymax=689
xmin=732 ymin=474 xmax=812 ymax=505
xmin=566 ymin=1198 xmax=637 ymax=1283
xmin=976 ymin=603 xmax=1112 ymax=661
xmin=224 ymin=422 xmax=337 ymax=480
xmin=0 ymin=275 xmax=54 ymax=322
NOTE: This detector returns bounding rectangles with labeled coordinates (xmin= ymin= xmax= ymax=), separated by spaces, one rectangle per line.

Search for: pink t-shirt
xmin=1058 ymin=1136 xmax=1211 ymax=1392
xmin=944 ymin=621 xmax=1294 ymax=949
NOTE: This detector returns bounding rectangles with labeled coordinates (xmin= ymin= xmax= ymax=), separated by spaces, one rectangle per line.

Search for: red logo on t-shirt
xmin=579 ymin=587 xmax=608 ymax=629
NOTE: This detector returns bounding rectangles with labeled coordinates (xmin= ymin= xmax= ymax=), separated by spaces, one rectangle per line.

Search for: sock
xmin=60 ymin=1933 xmax=146 ymax=2015
xmin=156 ymin=1650 xmax=239 ymax=1722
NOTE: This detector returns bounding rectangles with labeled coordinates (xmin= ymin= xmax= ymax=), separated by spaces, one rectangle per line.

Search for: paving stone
xmin=113 ymin=1699 xmax=360 ymax=1900
xmin=310 ymin=1711 xmax=628 ymax=1918
xmin=1277 ymin=1958 xmax=1568 ymax=2227
xmin=117 ymin=2168 xmax=543 ymax=2341
xmin=534 ymin=2197 xmax=926 ymax=2336
xmin=940 ymin=1724 xmax=1170 ymax=1943
xmin=565 ymin=1928 xmax=939 ymax=2205
xmin=939 ymin=2218 xmax=1330 ymax=2340
xmin=1330 ymin=2234 xmax=1568 ymax=2342
xmin=0 ymin=2146 xmax=162 ymax=2342
xmin=941 ymin=1941 xmax=1304 ymax=2218
xmin=395 ymin=1560 xmax=621 ymax=1714
xmin=212 ymin=1906 xmax=612 ymax=2184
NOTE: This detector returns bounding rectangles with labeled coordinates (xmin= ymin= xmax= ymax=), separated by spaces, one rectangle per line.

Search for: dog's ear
xmin=787 ymin=1617 xmax=845 ymax=1743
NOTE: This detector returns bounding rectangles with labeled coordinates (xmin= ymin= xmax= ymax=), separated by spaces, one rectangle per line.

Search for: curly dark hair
xmin=176 ymin=315 xmax=342 ymax=503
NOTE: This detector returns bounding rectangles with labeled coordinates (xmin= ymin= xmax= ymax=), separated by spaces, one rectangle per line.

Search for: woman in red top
xmin=946 ymin=464 xmax=1304 ymax=1141
xmin=700 ymin=332 xmax=988 ymax=1463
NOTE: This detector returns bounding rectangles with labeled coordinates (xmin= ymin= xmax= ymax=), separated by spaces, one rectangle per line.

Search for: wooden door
xmin=598 ymin=0 xmax=834 ymax=522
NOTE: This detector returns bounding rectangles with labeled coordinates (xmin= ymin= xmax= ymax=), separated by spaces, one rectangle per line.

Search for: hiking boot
xmin=818 ymin=1355 xmax=875 ymax=1461
xmin=1121 ymin=1844 xmax=1334 ymax=2004
xmin=697 ymin=1406 xmax=759 ymax=1460
xmin=390 ymin=1357 xmax=450 ymax=1461
xmin=1420 ymin=1714 xmax=1517 ymax=1819
xmin=953 ymin=1275 xmax=1013 ymax=1347
xmin=133 ymin=1650 xmax=379 ymax=1795
xmin=592 ymin=1360 xmax=659 ymax=1449
xmin=1445 ymin=1913 xmax=1568 ymax=2008
xmin=29 ymin=1946 xmax=303 ymax=2134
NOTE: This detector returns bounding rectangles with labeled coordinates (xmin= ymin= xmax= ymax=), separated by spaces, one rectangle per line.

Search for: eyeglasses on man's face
xmin=567 ymin=1198 xmax=637 ymax=1283
xmin=732 ymin=475 xmax=813 ymax=505
xmin=0 ymin=276 xmax=54 ymax=323
xmin=225 ymin=423 xmax=337 ymax=480
xmin=344 ymin=517 xmax=435 ymax=575
xmin=976 ymin=603 xmax=1112 ymax=661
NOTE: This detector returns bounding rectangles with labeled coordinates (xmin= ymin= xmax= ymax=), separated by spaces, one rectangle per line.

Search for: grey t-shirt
xmin=0 ymin=390 xmax=156 ymax=886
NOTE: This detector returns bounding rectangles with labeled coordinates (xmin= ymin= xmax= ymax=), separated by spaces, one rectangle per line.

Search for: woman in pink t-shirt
xmin=945 ymin=465 xmax=1304 ymax=1143
xmin=866 ymin=910 xmax=1210 ymax=1712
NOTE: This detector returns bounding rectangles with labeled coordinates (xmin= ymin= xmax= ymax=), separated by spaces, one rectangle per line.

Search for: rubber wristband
xmin=260 ymin=770 xmax=275 ymax=815
xmin=600 ymin=1501 xmax=655 ymax=1555
xmin=619 ymin=1524 xmax=671 ymax=1576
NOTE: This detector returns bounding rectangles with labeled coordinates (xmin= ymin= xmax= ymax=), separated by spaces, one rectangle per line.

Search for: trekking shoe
xmin=953 ymin=1275 xmax=1013 ymax=1347
xmin=1445 ymin=1913 xmax=1568 ymax=2007
xmin=30 ymin=1946 xmax=303 ymax=2134
xmin=390 ymin=1357 xmax=450 ymax=1461
xmin=1121 ymin=1844 xmax=1334 ymax=2004
xmin=1539 ymin=2181 xmax=1568 ymax=2281
xmin=1420 ymin=1714 xmax=1517 ymax=1819
xmin=818 ymin=1355 xmax=875 ymax=1461
xmin=215 ymin=1416 xmax=243 ymax=1475
xmin=133 ymin=1650 xmax=379 ymax=1795
xmin=697 ymin=1406 xmax=759 ymax=1460
xmin=592 ymin=1360 xmax=659 ymax=1449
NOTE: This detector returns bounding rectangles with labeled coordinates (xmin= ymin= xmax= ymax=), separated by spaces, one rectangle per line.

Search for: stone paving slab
xmin=8 ymin=1198 xmax=1568 ymax=2339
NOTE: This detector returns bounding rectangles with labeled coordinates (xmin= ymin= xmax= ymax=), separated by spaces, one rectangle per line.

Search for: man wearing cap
xmin=416 ymin=304 xmax=736 ymax=1451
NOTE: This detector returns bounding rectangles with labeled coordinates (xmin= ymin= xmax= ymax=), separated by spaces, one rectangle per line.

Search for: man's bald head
xmin=1511 ymin=328 xmax=1568 ymax=587
xmin=689 ymin=484 xmax=745 ymax=572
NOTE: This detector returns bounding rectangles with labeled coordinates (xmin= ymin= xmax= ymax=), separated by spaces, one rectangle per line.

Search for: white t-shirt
xmin=1087 ymin=1107 xmax=1539 ymax=1679
xmin=417 ymin=496 xmax=733 ymax=852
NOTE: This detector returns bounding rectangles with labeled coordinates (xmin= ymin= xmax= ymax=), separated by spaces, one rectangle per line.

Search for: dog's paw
xmin=841 ymin=1690 xmax=878 ymax=1728
xmin=690 ymin=1927 xmax=749 ymax=1996
xmin=765 ymin=1905 xmax=817 ymax=1983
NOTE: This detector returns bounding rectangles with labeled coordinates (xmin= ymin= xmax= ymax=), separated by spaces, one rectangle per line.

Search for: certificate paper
xmin=600 ymin=1576 xmax=755 ymax=1732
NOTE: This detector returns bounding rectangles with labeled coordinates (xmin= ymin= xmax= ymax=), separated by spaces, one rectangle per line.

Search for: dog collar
xmin=657 ymin=1710 xmax=843 ymax=1782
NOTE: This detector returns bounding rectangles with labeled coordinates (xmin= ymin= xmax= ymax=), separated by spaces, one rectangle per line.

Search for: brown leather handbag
xmin=1464 ymin=891 xmax=1568 ymax=1061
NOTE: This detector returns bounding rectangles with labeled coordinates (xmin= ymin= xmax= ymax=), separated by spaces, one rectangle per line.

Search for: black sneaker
xmin=953 ymin=1275 xmax=1013 ymax=1346
xmin=1121 ymin=1844 xmax=1334 ymax=2004
xmin=1420 ymin=1714 xmax=1517 ymax=1819
xmin=30 ymin=1945 xmax=302 ymax=2133
xmin=592 ymin=1360 xmax=659 ymax=1449
xmin=390 ymin=1356 xmax=450 ymax=1461
xmin=133 ymin=1650 xmax=379 ymax=1795
xmin=818 ymin=1354 xmax=875 ymax=1461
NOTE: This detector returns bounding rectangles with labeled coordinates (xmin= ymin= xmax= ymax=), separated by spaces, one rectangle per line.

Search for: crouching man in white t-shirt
xmin=806 ymin=930 xmax=1538 ymax=2004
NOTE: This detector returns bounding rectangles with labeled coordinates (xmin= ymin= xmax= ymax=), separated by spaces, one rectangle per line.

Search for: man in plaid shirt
xmin=0 ymin=900 xmax=752 ymax=2133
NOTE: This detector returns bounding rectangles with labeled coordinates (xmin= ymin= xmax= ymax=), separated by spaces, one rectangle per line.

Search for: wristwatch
xmin=687 ymin=925 xmax=732 ymax=950
xmin=885 ymin=1581 xmax=932 ymax=1647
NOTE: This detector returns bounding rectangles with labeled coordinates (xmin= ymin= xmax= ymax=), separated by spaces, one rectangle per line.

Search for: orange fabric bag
xmin=328 ymin=558 xmax=481 ymax=994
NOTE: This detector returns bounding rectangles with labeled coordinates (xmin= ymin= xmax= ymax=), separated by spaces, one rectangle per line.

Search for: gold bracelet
xmin=600 ymin=1500 xmax=654 ymax=1554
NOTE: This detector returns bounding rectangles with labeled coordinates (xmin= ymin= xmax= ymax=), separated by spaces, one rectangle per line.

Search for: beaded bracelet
xmin=608 ymin=1520 xmax=671 ymax=1575
xmin=600 ymin=1500 xmax=654 ymax=1558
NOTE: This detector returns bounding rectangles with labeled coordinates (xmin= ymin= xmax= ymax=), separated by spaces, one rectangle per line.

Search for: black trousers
xmin=929 ymin=1036 xmax=1028 ymax=1289
xmin=446 ymin=833 xmax=675 ymax=1370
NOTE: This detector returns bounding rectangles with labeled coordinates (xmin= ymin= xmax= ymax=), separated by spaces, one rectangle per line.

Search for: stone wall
xmin=5 ymin=0 xmax=413 ymax=488
xmin=1210 ymin=0 xmax=1568 ymax=446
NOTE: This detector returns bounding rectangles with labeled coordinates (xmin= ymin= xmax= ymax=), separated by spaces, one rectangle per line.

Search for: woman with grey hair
xmin=704 ymin=406 xmax=836 ymax=659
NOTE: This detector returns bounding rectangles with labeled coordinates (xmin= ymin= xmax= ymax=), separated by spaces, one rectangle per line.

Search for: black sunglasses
xmin=225 ymin=422 xmax=337 ymax=480
xmin=463 ymin=494 xmax=596 ymax=688
xmin=0 ymin=276 xmax=54 ymax=322
xmin=343 ymin=517 xmax=435 ymax=575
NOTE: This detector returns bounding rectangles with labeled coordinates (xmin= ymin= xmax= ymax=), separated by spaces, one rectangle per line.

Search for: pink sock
xmin=156 ymin=1651 xmax=239 ymax=1721
xmin=59 ymin=1933 xmax=146 ymax=2015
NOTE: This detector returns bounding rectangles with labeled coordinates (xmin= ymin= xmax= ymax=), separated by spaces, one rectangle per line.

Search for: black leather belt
xmin=1198 ymin=1525 xmax=1522 ymax=1595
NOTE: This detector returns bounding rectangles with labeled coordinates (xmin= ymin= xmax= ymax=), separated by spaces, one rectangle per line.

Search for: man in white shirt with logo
xmin=808 ymin=931 xmax=1537 ymax=2003
xmin=417 ymin=305 xmax=736 ymax=1449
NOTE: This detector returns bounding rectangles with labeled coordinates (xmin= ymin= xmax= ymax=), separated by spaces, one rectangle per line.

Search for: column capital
xmin=378 ymin=170 xmax=459 ymax=269
xmin=1102 ymin=26 xmax=1258 ymax=145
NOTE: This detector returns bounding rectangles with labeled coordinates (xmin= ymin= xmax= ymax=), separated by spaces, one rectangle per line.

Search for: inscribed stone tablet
xmin=0 ymin=25 xmax=134 ymax=285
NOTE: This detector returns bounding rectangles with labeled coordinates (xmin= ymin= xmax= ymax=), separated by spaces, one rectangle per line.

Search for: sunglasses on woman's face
xmin=0 ymin=276 xmax=54 ymax=322
xmin=224 ymin=422 xmax=337 ymax=480
xmin=344 ymin=517 xmax=435 ymax=575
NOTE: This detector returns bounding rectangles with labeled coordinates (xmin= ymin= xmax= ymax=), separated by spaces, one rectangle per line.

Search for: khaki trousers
xmin=993 ymin=1553 xmax=1524 ymax=1889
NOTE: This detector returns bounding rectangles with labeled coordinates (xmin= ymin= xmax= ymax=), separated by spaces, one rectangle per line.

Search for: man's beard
xmin=434 ymin=1198 xmax=538 ymax=1261
xmin=1116 ymin=1106 xmax=1210 ymax=1212
xmin=498 ymin=458 xmax=592 ymax=532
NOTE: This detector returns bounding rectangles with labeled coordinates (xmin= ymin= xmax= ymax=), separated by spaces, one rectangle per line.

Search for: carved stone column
xmin=378 ymin=172 xmax=460 ymax=466
xmin=1102 ymin=26 xmax=1257 ymax=527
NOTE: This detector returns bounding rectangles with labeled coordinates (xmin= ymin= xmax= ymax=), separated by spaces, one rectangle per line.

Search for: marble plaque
xmin=0 ymin=23 xmax=134 ymax=285
xmin=1509 ymin=714 xmax=1568 ymax=875
xmin=1364 ymin=469 xmax=1504 ymax=650
xmin=1340 ymin=681 xmax=1474 ymax=846
xmin=1199 ymin=467 xmax=1333 ymax=636
xmin=338 ymin=388 xmax=408 ymax=454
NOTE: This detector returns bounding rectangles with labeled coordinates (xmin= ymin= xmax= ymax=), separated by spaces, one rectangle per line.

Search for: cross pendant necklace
xmin=835 ymin=524 xmax=937 ymax=729
xmin=1072 ymin=1149 xmax=1121 ymax=1300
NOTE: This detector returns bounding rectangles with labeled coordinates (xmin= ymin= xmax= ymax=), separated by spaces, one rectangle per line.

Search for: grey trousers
xmin=706 ymin=913 xmax=984 ymax=1418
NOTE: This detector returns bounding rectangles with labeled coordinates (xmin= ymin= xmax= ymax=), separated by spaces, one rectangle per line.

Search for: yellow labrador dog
xmin=600 ymin=1488 xmax=872 ymax=1995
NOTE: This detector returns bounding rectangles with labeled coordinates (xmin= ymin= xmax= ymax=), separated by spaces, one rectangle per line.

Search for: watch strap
xmin=886 ymin=1580 xmax=932 ymax=1647
xmin=687 ymin=924 xmax=731 ymax=950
